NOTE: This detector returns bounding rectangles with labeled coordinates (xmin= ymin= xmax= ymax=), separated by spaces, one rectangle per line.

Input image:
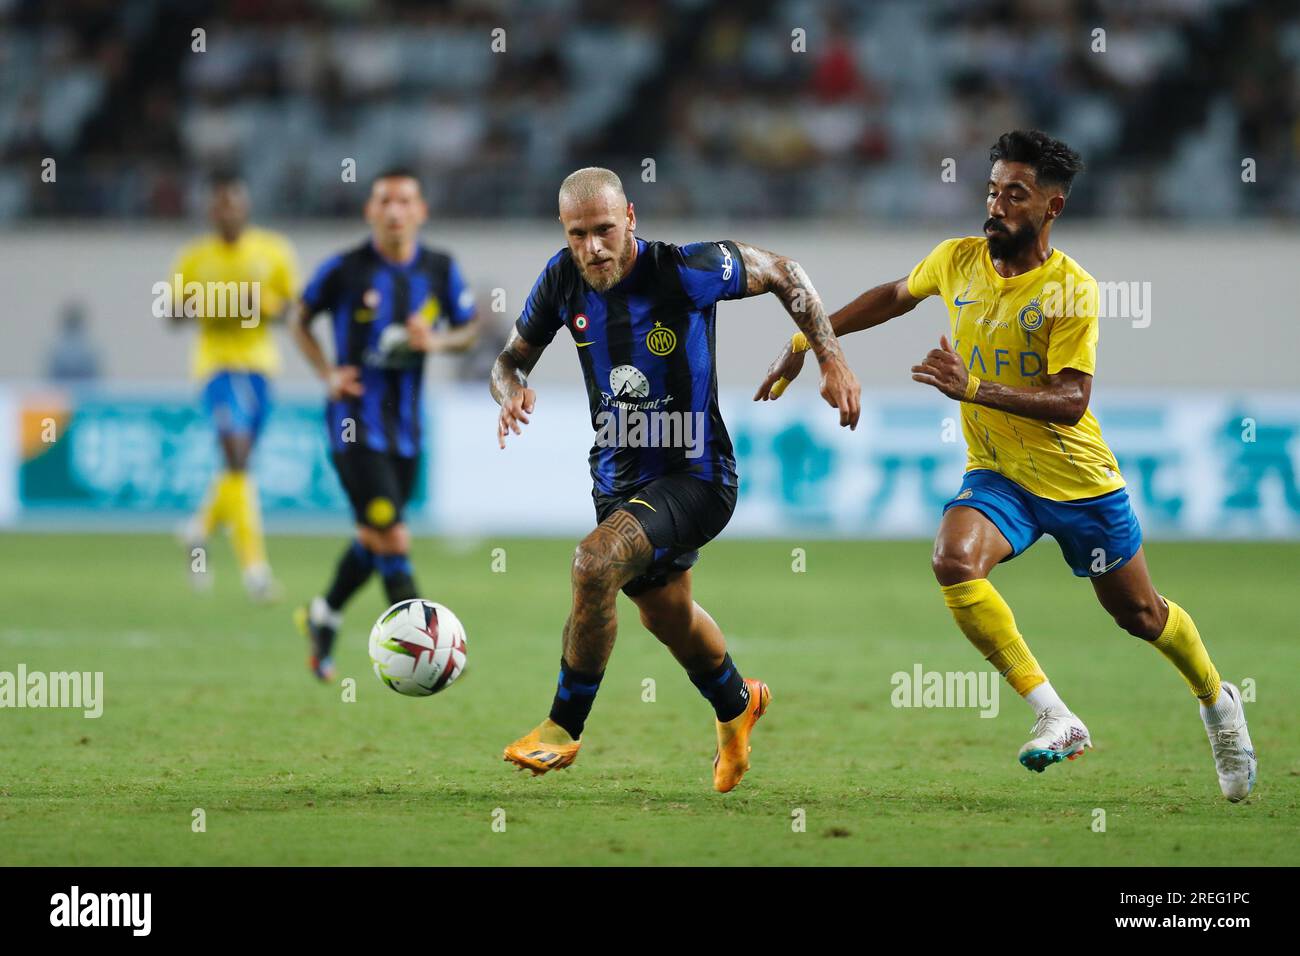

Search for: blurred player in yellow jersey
xmin=756 ymin=130 xmax=1256 ymax=802
xmin=171 ymin=172 xmax=300 ymax=603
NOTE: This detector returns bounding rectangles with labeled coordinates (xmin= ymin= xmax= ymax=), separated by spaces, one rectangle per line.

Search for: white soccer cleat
xmin=243 ymin=564 xmax=282 ymax=605
xmin=1018 ymin=709 xmax=1092 ymax=773
xmin=1203 ymin=682 xmax=1257 ymax=803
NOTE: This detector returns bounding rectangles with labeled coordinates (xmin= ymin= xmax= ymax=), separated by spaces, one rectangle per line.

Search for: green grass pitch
xmin=1 ymin=532 xmax=1295 ymax=866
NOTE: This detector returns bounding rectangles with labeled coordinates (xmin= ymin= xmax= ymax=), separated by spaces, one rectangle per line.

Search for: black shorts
xmin=592 ymin=473 xmax=738 ymax=597
xmin=332 ymin=449 xmax=419 ymax=530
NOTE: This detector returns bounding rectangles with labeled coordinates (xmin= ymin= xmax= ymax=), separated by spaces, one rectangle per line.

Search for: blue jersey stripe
xmin=587 ymin=294 xmax=617 ymax=493
xmin=397 ymin=368 xmax=417 ymax=458
xmin=685 ymin=310 xmax=715 ymax=482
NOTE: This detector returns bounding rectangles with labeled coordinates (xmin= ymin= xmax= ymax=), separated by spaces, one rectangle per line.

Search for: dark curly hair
xmin=372 ymin=165 xmax=422 ymax=189
xmin=989 ymin=130 xmax=1084 ymax=196
xmin=208 ymin=168 xmax=244 ymax=189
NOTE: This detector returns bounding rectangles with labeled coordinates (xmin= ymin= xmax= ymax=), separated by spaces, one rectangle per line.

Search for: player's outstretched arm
xmin=755 ymin=276 xmax=921 ymax=401
xmin=408 ymin=312 xmax=481 ymax=354
xmin=490 ymin=328 xmax=544 ymax=449
xmin=435 ymin=314 xmax=481 ymax=352
xmin=735 ymin=242 xmax=861 ymax=429
xmin=830 ymin=277 xmax=923 ymax=335
xmin=911 ymin=335 xmax=1091 ymax=425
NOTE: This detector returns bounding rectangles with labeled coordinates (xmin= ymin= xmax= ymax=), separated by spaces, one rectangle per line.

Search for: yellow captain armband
xmin=963 ymin=374 xmax=981 ymax=402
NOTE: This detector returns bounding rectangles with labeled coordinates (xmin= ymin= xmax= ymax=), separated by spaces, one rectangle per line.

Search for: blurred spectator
xmin=45 ymin=300 xmax=102 ymax=384
xmin=0 ymin=0 xmax=1296 ymax=222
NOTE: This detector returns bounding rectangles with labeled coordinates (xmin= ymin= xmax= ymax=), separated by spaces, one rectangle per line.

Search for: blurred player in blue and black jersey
xmin=292 ymin=168 xmax=478 ymax=680
xmin=491 ymin=167 xmax=860 ymax=790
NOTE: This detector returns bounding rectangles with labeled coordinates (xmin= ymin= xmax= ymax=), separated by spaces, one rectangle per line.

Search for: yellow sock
xmin=1151 ymin=598 xmax=1221 ymax=703
xmin=198 ymin=476 xmax=228 ymax=537
xmin=224 ymin=471 xmax=267 ymax=571
xmin=941 ymin=579 xmax=1046 ymax=696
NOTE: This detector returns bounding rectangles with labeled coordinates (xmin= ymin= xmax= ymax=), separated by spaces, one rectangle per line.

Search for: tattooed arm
xmin=734 ymin=242 xmax=861 ymax=429
xmin=754 ymin=275 xmax=921 ymax=403
xmin=490 ymin=328 xmax=545 ymax=448
xmin=736 ymin=242 xmax=846 ymax=361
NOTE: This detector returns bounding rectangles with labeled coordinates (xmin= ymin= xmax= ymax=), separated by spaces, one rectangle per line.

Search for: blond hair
xmin=558 ymin=167 xmax=626 ymax=208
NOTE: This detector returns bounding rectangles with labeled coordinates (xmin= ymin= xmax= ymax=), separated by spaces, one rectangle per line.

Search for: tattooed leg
xmin=501 ymin=509 xmax=655 ymax=757
xmin=561 ymin=509 xmax=654 ymax=673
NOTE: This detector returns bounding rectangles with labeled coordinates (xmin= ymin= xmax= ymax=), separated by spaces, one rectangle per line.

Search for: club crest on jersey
xmin=646 ymin=321 xmax=677 ymax=356
xmin=573 ymin=313 xmax=588 ymax=331
xmin=363 ymin=288 xmax=381 ymax=309
xmin=416 ymin=296 xmax=440 ymax=323
xmin=1018 ymin=298 xmax=1045 ymax=332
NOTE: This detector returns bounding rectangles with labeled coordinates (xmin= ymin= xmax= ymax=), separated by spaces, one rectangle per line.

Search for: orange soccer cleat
xmin=503 ymin=720 xmax=582 ymax=776
xmin=712 ymin=679 xmax=771 ymax=793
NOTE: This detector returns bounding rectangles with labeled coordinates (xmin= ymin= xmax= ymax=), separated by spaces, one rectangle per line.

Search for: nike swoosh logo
xmin=954 ymin=296 xmax=981 ymax=308
xmin=627 ymin=497 xmax=656 ymax=512
xmin=575 ymin=341 xmax=595 ymax=348
xmin=1096 ymin=557 xmax=1124 ymax=575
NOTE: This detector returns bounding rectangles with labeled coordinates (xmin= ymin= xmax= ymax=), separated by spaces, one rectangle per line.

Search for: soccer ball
xmin=368 ymin=599 xmax=468 ymax=697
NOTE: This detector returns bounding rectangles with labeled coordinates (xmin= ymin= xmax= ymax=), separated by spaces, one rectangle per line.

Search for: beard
xmin=984 ymin=217 xmax=1039 ymax=261
xmin=580 ymin=231 xmax=636 ymax=292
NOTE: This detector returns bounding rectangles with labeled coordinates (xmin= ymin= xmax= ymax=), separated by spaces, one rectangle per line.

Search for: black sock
xmin=548 ymin=657 xmax=604 ymax=740
xmin=325 ymin=539 xmax=374 ymax=611
xmin=376 ymin=553 xmax=418 ymax=604
xmin=689 ymin=653 xmax=749 ymax=722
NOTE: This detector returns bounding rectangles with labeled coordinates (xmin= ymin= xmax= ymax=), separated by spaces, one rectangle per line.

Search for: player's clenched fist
xmin=405 ymin=314 xmax=433 ymax=352
xmin=497 ymin=385 xmax=537 ymax=449
xmin=328 ymin=365 xmax=364 ymax=400
xmin=910 ymin=335 xmax=969 ymax=401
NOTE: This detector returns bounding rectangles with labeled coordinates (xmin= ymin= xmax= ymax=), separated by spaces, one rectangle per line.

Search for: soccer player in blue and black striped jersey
xmin=492 ymin=167 xmax=860 ymax=791
xmin=292 ymin=168 xmax=478 ymax=681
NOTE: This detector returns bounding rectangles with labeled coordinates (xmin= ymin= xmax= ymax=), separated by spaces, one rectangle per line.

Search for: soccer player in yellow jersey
xmin=756 ymin=130 xmax=1256 ymax=801
xmin=171 ymin=172 xmax=300 ymax=603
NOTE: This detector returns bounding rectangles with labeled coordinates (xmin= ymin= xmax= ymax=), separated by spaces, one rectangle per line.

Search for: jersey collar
xmin=980 ymin=243 xmax=1061 ymax=289
xmin=370 ymin=238 xmax=421 ymax=269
